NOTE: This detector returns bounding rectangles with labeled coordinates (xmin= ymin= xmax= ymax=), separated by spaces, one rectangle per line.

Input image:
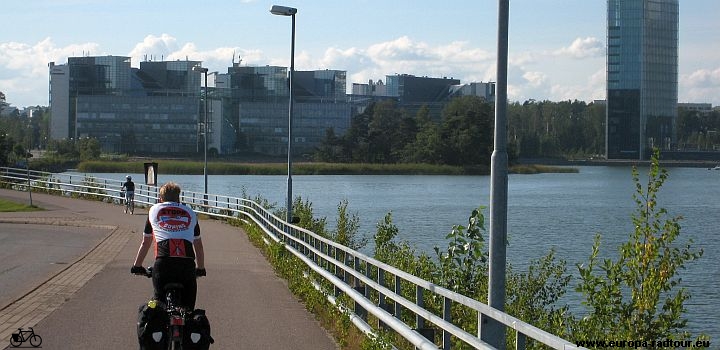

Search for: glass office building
xmin=225 ymin=66 xmax=351 ymax=155
xmin=606 ymin=0 xmax=678 ymax=159
xmin=50 ymin=56 xmax=202 ymax=154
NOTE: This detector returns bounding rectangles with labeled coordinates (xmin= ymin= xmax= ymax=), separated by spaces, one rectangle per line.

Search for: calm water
xmin=87 ymin=166 xmax=719 ymax=339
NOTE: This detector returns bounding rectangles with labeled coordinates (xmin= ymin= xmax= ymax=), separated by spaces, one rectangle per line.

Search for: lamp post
xmin=26 ymin=118 xmax=33 ymax=207
xmin=483 ymin=0 xmax=510 ymax=348
xmin=270 ymin=4 xmax=297 ymax=224
xmin=193 ymin=65 xmax=209 ymax=205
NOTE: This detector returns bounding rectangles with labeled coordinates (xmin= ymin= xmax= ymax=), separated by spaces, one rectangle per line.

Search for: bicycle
xmin=9 ymin=327 xmax=42 ymax=348
xmin=121 ymin=190 xmax=134 ymax=214
xmin=134 ymin=267 xmax=205 ymax=350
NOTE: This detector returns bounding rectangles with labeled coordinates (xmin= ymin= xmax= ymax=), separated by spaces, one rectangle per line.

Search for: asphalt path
xmin=0 ymin=224 xmax=109 ymax=309
xmin=0 ymin=189 xmax=338 ymax=349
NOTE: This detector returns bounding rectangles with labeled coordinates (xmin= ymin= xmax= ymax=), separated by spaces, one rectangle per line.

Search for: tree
xmin=0 ymin=134 xmax=13 ymax=166
xmin=367 ymin=100 xmax=412 ymax=163
xmin=78 ymin=138 xmax=101 ymax=160
xmin=573 ymin=149 xmax=704 ymax=342
xmin=314 ymin=128 xmax=345 ymax=162
xmin=402 ymin=107 xmax=443 ymax=164
xmin=439 ymin=96 xmax=493 ymax=166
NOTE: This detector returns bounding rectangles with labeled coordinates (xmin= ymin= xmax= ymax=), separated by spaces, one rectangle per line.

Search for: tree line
xmin=314 ymin=96 xmax=720 ymax=164
xmin=0 ymin=105 xmax=102 ymax=169
xmin=313 ymin=97 xmax=606 ymax=166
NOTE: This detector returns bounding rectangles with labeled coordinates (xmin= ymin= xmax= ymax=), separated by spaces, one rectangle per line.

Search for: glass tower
xmin=606 ymin=0 xmax=678 ymax=159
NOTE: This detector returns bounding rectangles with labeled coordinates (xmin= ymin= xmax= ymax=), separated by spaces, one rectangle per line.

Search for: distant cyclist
xmin=121 ymin=175 xmax=135 ymax=213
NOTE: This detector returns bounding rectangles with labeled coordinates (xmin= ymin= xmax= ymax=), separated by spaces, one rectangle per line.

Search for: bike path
xmin=0 ymin=189 xmax=338 ymax=349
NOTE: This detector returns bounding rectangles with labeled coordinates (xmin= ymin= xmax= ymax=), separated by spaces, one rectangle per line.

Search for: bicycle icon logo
xmin=8 ymin=327 xmax=42 ymax=348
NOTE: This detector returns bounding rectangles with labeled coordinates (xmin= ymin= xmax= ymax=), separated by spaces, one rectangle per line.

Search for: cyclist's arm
xmin=193 ymin=222 xmax=204 ymax=269
xmin=133 ymin=220 xmax=154 ymax=267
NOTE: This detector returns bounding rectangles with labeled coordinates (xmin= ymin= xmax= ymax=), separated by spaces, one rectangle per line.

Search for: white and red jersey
xmin=144 ymin=201 xmax=200 ymax=259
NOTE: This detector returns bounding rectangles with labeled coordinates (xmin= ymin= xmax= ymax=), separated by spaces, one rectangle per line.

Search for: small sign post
xmin=144 ymin=162 xmax=158 ymax=186
xmin=144 ymin=162 xmax=159 ymax=204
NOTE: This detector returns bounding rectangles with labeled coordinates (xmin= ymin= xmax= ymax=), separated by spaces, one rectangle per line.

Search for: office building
xmin=225 ymin=65 xmax=352 ymax=156
xmin=49 ymin=56 xmax=493 ymax=157
xmin=49 ymin=56 xmax=203 ymax=154
xmin=606 ymin=0 xmax=678 ymax=159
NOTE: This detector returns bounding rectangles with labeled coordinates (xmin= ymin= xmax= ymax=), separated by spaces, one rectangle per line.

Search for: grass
xmin=77 ymin=159 xmax=577 ymax=175
xmin=0 ymin=198 xmax=43 ymax=212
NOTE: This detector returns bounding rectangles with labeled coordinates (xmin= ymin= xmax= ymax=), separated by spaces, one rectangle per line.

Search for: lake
xmin=86 ymin=166 xmax=719 ymax=340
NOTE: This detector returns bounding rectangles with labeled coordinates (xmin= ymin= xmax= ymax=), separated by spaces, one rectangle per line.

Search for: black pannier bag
xmin=183 ymin=308 xmax=215 ymax=349
xmin=137 ymin=302 xmax=168 ymax=350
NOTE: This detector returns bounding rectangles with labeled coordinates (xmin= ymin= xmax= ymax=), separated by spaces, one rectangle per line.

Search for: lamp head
xmin=270 ymin=5 xmax=297 ymax=16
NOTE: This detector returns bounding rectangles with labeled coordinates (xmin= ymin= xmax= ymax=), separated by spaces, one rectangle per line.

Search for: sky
xmin=1 ymin=0 xmax=719 ymax=108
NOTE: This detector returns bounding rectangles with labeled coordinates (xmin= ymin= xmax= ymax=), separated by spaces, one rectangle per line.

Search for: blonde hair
xmin=159 ymin=182 xmax=181 ymax=202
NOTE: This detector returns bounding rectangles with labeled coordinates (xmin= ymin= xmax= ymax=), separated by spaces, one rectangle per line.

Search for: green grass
xmin=77 ymin=159 xmax=577 ymax=175
xmin=0 ymin=198 xmax=43 ymax=212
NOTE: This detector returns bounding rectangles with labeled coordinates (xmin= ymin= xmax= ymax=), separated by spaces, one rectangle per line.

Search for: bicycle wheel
xmin=29 ymin=334 xmax=42 ymax=347
xmin=170 ymin=339 xmax=183 ymax=350
xmin=9 ymin=335 xmax=22 ymax=347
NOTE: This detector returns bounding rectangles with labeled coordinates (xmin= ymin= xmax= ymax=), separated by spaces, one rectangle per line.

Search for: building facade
xmin=606 ymin=0 xmax=678 ymax=159
xmin=49 ymin=56 xmax=494 ymax=158
xmin=219 ymin=65 xmax=352 ymax=156
xmin=49 ymin=56 xmax=203 ymax=155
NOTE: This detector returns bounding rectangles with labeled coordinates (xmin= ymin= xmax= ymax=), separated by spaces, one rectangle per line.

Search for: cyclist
xmin=121 ymin=175 xmax=135 ymax=213
xmin=131 ymin=182 xmax=206 ymax=310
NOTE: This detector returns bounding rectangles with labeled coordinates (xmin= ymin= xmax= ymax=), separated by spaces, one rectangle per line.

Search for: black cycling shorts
xmin=152 ymin=257 xmax=197 ymax=310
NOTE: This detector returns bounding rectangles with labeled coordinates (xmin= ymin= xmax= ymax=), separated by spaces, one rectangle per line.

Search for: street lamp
xmin=484 ymin=0 xmax=510 ymax=348
xmin=270 ymin=4 xmax=297 ymax=224
xmin=26 ymin=118 xmax=33 ymax=207
xmin=193 ymin=65 xmax=209 ymax=205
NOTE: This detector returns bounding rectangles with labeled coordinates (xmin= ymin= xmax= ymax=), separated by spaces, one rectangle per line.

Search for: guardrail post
xmin=394 ymin=275 xmax=402 ymax=320
xmin=378 ymin=267 xmax=390 ymax=329
xmin=333 ymin=247 xmax=342 ymax=297
xmin=442 ymin=297 xmax=451 ymax=350
xmin=353 ymin=256 xmax=367 ymax=321
xmin=414 ymin=285 xmax=434 ymax=344
xmin=516 ymin=332 xmax=526 ymax=350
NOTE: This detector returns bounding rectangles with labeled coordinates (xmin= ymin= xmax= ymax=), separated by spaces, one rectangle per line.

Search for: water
xmin=87 ymin=166 xmax=719 ymax=340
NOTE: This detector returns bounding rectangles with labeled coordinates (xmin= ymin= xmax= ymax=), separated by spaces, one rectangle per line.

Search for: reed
xmin=76 ymin=160 xmax=576 ymax=175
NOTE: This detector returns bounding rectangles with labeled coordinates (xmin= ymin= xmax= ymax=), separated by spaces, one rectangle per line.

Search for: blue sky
xmin=2 ymin=0 xmax=719 ymax=108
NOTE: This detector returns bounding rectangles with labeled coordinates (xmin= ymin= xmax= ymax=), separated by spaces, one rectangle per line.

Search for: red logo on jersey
xmin=156 ymin=207 xmax=192 ymax=231
xmin=169 ymin=239 xmax=187 ymax=257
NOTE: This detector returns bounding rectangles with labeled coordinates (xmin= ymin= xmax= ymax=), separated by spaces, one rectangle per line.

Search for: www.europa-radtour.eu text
xmin=575 ymin=339 xmax=711 ymax=349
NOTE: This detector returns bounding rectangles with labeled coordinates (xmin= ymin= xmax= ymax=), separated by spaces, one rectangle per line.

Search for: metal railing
xmin=1 ymin=167 xmax=586 ymax=350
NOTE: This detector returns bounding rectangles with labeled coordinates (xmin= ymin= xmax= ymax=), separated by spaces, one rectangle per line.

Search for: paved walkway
xmin=0 ymin=188 xmax=338 ymax=349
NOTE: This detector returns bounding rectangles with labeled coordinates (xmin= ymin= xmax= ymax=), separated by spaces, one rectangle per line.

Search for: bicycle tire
xmin=29 ymin=334 xmax=42 ymax=347
xmin=170 ymin=339 xmax=183 ymax=350
xmin=9 ymin=335 xmax=22 ymax=347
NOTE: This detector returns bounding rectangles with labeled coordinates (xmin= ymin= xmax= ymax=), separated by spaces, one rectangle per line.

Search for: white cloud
xmin=679 ymin=67 xmax=720 ymax=103
xmin=3 ymin=33 xmax=719 ymax=107
xmin=308 ymin=36 xmax=496 ymax=91
xmin=554 ymin=37 xmax=604 ymax=59
xmin=0 ymin=37 xmax=102 ymax=106
xmin=127 ymin=34 xmax=180 ymax=62
xmin=126 ymin=34 xmax=267 ymax=74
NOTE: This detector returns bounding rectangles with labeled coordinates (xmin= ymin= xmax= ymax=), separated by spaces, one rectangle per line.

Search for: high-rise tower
xmin=606 ymin=0 xmax=678 ymax=159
